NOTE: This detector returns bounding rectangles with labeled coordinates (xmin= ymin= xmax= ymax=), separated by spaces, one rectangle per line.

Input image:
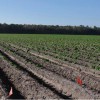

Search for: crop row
xmin=0 ymin=34 xmax=100 ymax=70
xmin=0 ymin=42 xmax=100 ymax=93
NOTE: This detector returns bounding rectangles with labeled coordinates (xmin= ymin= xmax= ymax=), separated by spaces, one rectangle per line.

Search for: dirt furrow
xmin=0 ymin=80 xmax=6 ymax=99
xmin=0 ymin=48 xmax=99 ymax=99
xmin=0 ymin=59 xmax=63 ymax=99
xmin=9 ymin=43 xmax=100 ymax=75
xmin=0 ymin=67 xmax=25 ymax=99
xmin=2 ymin=43 xmax=100 ymax=93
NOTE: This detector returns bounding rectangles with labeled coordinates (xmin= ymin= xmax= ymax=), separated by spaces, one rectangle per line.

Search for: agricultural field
xmin=0 ymin=34 xmax=100 ymax=99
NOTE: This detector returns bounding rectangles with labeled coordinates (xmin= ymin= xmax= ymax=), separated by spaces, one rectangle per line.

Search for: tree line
xmin=0 ymin=23 xmax=100 ymax=35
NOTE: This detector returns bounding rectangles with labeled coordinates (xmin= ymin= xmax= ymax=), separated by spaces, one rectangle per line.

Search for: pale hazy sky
xmin=0 ymin=0 xmax=100 ymax=26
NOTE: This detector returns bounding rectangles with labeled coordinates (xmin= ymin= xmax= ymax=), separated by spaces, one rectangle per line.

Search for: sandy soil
xmin=0 ymin=43 xmax=100 ymax=99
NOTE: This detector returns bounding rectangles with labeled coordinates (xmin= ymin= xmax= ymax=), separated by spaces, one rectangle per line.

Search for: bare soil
xmin=0 ymin=59 xmax=62 ymax=99
xmin=3 ymin=44 xmax=100 ymax=92
xmin=0 ymin=43 xmax=100 ymax=99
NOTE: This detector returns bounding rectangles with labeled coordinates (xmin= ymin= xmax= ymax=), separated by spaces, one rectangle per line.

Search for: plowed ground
xmin=0 ymin=43 xmax=100 ymax=99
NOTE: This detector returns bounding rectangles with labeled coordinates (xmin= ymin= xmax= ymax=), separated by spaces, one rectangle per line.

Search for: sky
xmin=0 ymin=0 xmax=100 ymax=27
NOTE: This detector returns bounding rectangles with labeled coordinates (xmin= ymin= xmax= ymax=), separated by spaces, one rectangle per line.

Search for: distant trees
xmin=0 ymin=23 xmax=100 ymax=35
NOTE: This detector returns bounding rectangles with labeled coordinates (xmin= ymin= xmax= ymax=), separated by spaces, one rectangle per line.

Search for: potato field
xmin=0 ymin=34 xmax=100 ymax=99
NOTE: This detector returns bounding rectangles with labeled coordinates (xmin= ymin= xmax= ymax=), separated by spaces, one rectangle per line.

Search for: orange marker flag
xmin=9 ymin=87 xmax=13 ymax=97
xmin=76 ymin=76 xmax=82 ymax=86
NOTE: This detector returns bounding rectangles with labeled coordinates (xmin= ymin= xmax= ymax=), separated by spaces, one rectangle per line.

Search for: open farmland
xmin=0 ymin=34 xmax=100 ymax=99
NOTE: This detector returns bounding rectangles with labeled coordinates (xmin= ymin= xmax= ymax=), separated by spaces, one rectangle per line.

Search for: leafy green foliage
xmin=0 ymin=34 xmax=100 ymax=70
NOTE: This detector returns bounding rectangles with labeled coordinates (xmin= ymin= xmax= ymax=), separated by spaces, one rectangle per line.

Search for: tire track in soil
xmin=0 ymin=50 xmax=71 ymax=99
xmin=0 ymin=47 xmax=99 ymax=96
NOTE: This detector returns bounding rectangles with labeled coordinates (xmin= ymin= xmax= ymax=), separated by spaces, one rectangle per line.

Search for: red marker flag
xmin=9 ymin=87 xmax=13 ymax=97
xmin=76 ymin=76 xmax=82 ymax=86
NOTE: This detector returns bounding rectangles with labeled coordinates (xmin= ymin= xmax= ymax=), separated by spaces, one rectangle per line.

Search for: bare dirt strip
xmin=0 ymin=80 xmax=6 ymax=99
xmin=0 ymin=47 xmax=100 ymax=99
xmin=1 ymin=43 xmax=100 ymax=93
xmin=0 ymin=66 xmax=24 ymax=99
xmin=9 ymin=43 xmax=100 ymax=75
xmin=0 ymin=58 xmax=63 ymax=99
